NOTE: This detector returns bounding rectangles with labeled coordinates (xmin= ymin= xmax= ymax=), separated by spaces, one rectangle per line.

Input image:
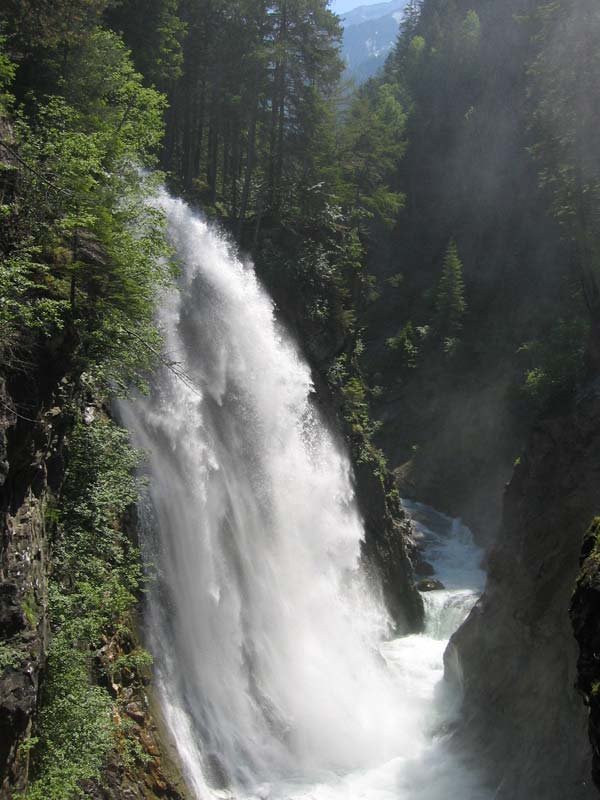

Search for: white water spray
xmin=120 ymin=194 xmax=491 ymax=800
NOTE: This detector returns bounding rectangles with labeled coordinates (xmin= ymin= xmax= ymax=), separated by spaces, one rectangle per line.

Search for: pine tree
xmin=399 ymin=0 xmax=423 ymax=43
xmin=528 ymin=0 xmax=600 ymax=323
xmin=433 ymin=239 xmax=466 ymax=338
xmin=341 ymin=82 xmax=406 ymax=230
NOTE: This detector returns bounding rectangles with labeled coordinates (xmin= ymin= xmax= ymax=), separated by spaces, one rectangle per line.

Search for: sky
xmin=330 ymin=0 xmax=386 ymax=15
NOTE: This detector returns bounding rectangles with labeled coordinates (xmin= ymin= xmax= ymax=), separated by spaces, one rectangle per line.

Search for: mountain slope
xmin=342 ymin=0 xmax=407 ymax=28
xmin=340 ymin=0 xmax=408 ymax=82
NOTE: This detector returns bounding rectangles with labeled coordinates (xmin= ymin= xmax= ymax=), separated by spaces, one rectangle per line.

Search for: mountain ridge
xmin=340 ymin=0 xmax=409 ymax=82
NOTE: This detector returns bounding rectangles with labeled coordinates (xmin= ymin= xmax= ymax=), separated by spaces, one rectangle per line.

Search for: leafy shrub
xmin=0 ymin=642 xmax=21 ymax=672
xmin=519 ymin=317 xmax=588 ymax=409
xmin=386 ymin=321 xmax=420 ymax=368
xmin=0 ymin=32 xmax=174 ymax=384
xmin=24 ymin=418 xmax=149 ymax=800
xmin=24 ymin=635 xmax=114 ymax=800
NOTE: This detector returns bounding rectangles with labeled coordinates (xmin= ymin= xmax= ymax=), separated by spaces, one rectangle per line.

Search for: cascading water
xmin=120 ymin=193 xmax=492 ymax=800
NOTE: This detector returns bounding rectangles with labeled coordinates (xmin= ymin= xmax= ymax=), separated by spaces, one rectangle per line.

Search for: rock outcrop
xmin=354 ymin=459 xmax=424 ymax=634
xmin=0 ymin=376 xmax=190 ymax=799
xmin=571 ymin=517 xmax=600 ymax=792
xmin=0 ymin=381 xmax=52 ymax=797
xmin=444 ymin=379 xmax=600 ymax=799
xmin=82 ymin=662 xmax=189 ymax=800
xmin=255 ymin=261 xmax=425 ymax=635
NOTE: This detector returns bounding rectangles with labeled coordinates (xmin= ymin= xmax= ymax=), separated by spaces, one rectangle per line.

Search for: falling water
xmin=119 ymin=193 xmax=492 ymax=800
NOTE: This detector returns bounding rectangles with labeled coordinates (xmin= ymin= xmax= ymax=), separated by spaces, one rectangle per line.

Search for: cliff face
xmin=0 ymin=379 xmax=52 ymax=797
xmin=571 ymin=517 xmax=600 ymax=792
xmin=373 ymin=351 xmax=517 ymax=545
xmin=255 ymin=262 xmax=425 ymax=635
xmin=444 ymin=378 xmax=600 ymax=798
xmin=353 ymin=458 xmax=425 ymax=634
xmin=0 ymin=376 xmax=189 ymax=800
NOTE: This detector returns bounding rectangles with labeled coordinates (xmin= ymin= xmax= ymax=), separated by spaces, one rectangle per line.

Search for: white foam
xmin=120 ymin=194 xmax=491 ymax=800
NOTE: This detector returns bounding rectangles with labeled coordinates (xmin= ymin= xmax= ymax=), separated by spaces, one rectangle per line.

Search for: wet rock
xmin=571 ymin=517 xmax=600 ymax=791
xmin=354 ymin=459 xmax=424 ymax=635
xmin=0 ymin=491 xmax=49 ymax=794
xmin=125 ymin=701 xmax=146 ymax=724
xmin=0 ymin=378 xmax=15 ymax=489
xmin=416 ymin=578 xmax=445 ymax=592
xmin=205 ymin=752 xmax=229 ymax=790
xmin=139 ymin=727 xmax=161 ymax=758
xmin=446 ymin=377 xmax=600 ymax=799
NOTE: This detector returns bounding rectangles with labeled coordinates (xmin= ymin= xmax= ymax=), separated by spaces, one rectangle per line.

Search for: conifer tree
xmin=528 ymin=0 xmax=600 ymax=323
xmin=433 ymin=239 xmax=466 ymax=338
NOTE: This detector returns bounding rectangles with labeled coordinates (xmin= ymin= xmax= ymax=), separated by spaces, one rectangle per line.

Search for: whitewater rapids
xmin=119 ymin=194 xmax=491 ymax=800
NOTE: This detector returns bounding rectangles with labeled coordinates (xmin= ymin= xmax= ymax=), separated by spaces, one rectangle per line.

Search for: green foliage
xmin=341 ymin=82 xmax=407 ymax=230
xmin=24 ymin=635 xmax=114 ymax=800
xmin=528 ymin=0 xmax=600 ymax=315
xmin=328 ymin=341 xmax=387 ymax=478
xmin=342 ymin=376 xmax=368 ymax=413
xmin=387 ymin=273 xmax=404 ymax=288
xmin=460 ymin=10 xmax=481 ymax=56
xmin=0 ymin=34 xmax=15 ymax=112
xmin=0 ymin=29 xmax=173 ymax=385
xmin=386 ymin=321 xmax=422 ymax=369
xmin=577 ymin=519 xmax=600 ymax=594
xmin=158 ymin=0 xmax=343 ymax=223
xmin=258 ymin=202 xmax=376 ymax=346
xmin=408 ymin=34 xmax=426 ymax=62
xmin=0 ymin=20 xmax=171 ymax=791
xmin=17 ymin=737 xmax=39 ymax=757
xmin=0 ymin=248 xmax=70 ymax=365
xmin=62 ymin=28 xmax=167 ymax=161
xmin=0 ymin=641 xmax=22 ymax=672
xmin=519 ymin=317 xmax=588 ymax=408
xmin=293 ymin=241 xmax=344 ymax=324
xmin=433 ymin=240 xmax=467 ymax=340
xmin=107 ymin=0 xmax=186 ymax=84
xmin=54 ymin=419 xmax=141 ymax=603
xmin=118 ymin=715 xmax=153 ymax=768
xmin=108 ymin=648 xmax=153 ymax=685
xmin=114 ymin=0 xmax=412 ymax=508
xmin=21 ymin=592 xmax=38 ymax=628
xmin=1 ymin=0 xmax=109 ymax=53
xmin=24 ymin=417 xmax=148 ymax=800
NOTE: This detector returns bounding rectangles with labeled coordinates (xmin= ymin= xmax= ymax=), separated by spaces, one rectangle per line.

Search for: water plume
xmin=120 ymin=193 xmax=490 ymax=800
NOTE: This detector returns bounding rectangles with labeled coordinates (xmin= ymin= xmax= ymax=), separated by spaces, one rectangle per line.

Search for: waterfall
xmin=119 ymin=193 xmax=491 ymax=800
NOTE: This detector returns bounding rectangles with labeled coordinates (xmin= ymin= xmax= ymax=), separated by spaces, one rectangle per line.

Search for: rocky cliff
xmin=0 ymin=377 xmax=53 ymax=797
xmin=571 ymin=517 xmax=600 ymax=792
xmin=444 ymin=378 xmax=600 ymax=798
xmin=353 ymin=457 xmax=425 ymax=634
xmin=0 ymin=376 xmax=189 ymax=800
xmin=254 ymin=250 xmax=425 ymax=635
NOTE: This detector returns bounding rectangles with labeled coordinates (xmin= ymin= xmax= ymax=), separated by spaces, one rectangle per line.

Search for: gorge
xmin=1 ymin=1 xmax=600 ymax=799
xmin=120 ymin=195 xmax=489 ymax=799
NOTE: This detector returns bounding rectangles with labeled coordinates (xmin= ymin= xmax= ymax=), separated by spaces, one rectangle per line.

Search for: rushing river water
xmin=120 ymin=194 xmax=491 ymax=800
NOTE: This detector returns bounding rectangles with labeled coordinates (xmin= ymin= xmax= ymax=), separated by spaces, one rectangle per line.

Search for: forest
xmin=1 ymin=1 xmax=599 ymax=799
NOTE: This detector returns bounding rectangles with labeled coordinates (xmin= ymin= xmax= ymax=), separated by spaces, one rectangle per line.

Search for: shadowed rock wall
xmin=445 ymin=378 xmax=600 ymax=799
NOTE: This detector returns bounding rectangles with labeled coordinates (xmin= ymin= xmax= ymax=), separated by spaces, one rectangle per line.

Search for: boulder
xmin=416 ymin=578 xmax=445 ymax=592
